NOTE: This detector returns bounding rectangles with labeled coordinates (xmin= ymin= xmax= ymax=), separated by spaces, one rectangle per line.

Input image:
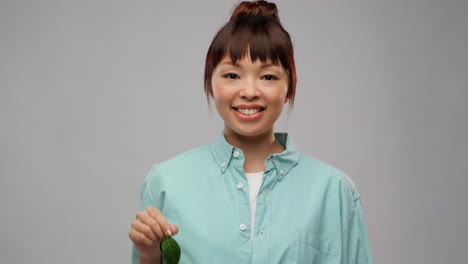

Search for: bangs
xmin=228 ymin=16 xmax=282 ymax=65
xmin=211 ymin=15 xmax=291 ymax=67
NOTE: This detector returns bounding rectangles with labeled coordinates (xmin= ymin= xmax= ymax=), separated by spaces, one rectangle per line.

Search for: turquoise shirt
xmin=132 ymin=133 xmax=372 ymax=263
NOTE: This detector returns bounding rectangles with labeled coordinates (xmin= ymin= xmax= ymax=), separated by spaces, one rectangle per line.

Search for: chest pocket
xmin=292 ymin=230 xmax=340 ymax=264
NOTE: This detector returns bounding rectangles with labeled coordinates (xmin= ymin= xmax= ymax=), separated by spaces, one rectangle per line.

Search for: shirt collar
xmin=211 ymin=131 xmax=300 ymax=180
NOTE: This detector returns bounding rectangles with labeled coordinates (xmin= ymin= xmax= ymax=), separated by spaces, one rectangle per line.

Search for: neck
xmin=224 ymin=128 xmax=285 ymax=173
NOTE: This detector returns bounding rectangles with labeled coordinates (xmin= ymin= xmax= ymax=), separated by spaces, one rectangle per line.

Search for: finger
xmin=131 ymin=219 xmax=157 ymax=242
xmin=146 ymin=207 xmax=173 ymax=237
xmin=136 ymin=210 xmax=164 ymax=239
xmin=129 ymin=229 xmax=155 ymax=247
xmin=170 ymin=224 xmax=179 ymax=236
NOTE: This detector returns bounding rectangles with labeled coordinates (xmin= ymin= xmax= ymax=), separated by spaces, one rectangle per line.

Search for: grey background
xmin=1 ymin=0 xmax=467 ymax=263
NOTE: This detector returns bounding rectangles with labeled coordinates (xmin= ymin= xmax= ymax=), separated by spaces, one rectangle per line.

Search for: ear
xmin=284 ymin=86 xmax=291 ymax=104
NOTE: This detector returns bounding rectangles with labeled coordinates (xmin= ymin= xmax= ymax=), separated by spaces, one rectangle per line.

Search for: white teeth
xmin=237 ymin=108 xmax=261 ymax=115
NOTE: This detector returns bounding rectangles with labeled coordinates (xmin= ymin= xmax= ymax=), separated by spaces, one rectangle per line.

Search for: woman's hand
xmin=129 ymin=206 xmax=179 ymax=260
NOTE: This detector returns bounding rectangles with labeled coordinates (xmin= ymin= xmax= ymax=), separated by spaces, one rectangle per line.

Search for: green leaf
xmin=161 ymin=236 xmax=181 ymax=264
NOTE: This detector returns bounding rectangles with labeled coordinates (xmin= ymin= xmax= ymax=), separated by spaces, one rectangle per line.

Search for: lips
xmin=231 ymin=104 xmax=266 ymax=120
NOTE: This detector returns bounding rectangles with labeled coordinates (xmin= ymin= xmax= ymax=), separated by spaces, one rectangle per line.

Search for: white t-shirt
xmin=245 ymin=171 xmax=264 ymax=238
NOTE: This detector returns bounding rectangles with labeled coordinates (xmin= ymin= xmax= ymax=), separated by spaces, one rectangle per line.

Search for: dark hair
xmin=204 ymin=0 xmax=297 ymax=105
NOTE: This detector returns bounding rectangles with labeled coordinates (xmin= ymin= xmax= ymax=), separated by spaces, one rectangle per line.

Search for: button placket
xmin=231 ymin=149 xmax=250 ymax=242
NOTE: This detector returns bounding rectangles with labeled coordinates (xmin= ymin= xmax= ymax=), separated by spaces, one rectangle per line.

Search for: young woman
xmin=129 ymin=1 xmax=372 ymax=263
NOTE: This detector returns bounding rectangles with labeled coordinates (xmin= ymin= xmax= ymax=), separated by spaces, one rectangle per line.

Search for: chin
xmin=227 ymin=125 xmax=272 ymax=138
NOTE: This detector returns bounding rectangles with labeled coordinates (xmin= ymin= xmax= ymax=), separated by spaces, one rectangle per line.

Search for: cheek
xmin=265 ymin=86 xmax=288 ymax=104
xmin=211 ymin=89 xmax=224 ymax=105
xmin=212 ymin=83 xmax=234 ymax=104
xmin=211 ymin=90 xmax=230 ymax=112
xmin=211 ymin=79 xmax=223 ymax=99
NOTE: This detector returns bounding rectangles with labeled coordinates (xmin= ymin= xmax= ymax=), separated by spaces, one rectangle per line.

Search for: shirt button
xmin=279 ymin=169 xmax=284 ymax=175
xmin=233 ymin=151 xmax=240 ymax=158
xmin=236 ymin=182 xmax=244 ymax=190
xmin=239 ymin=224 xmax=247 ymax=231
xmin=221 ymin=162 xmax=226 ymax=168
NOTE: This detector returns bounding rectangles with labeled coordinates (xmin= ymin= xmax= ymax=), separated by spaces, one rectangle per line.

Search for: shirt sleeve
xmin=131 ymin=166 xmax=160 ymax=264
xmin=340 ymin=195 xmax=373 ymax=264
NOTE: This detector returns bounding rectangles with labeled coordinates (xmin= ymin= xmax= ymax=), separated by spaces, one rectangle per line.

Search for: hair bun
xmin=230 ymin=1 xmax=280 ymax=23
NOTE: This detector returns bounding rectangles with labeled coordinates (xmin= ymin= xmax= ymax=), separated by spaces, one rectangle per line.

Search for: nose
xmin=239 ymin=79 xmax=260 ymax=100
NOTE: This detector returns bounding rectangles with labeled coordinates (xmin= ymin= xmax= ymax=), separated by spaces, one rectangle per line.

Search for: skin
xmin=129 ymin=55 xmax=291 ymax=263
xmin=211 ymin=55 xmax=290 ymax=172
xmin=129 ymin=207 xmax=178 ymax=263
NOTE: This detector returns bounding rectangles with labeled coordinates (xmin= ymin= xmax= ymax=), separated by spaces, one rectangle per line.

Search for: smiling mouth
xmin=232 ymin=107 xmax=265 ymax=116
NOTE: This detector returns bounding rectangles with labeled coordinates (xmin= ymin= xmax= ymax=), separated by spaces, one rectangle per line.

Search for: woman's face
xmin=211 ymin=55 xmax=289 ymax=139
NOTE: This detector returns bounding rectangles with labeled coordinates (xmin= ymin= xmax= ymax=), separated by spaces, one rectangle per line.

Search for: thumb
xmin=170 ymin=224 xmax=179 ymax=236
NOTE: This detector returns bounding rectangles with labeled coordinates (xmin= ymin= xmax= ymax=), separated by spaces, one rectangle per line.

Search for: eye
xmin=261 ymin=74 xmax=278 ymax=81
xmin=223 ymin=73 xmax=239 ymax=79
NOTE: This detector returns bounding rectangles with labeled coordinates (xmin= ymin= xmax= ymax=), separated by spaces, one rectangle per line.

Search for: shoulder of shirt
xmin=160 ymin=143 xmax=212 ymax=166
xmin=144 ymin=144 xmax=212 ymax=180
xmin=297 ymin=152 xmax=360 ymax=201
